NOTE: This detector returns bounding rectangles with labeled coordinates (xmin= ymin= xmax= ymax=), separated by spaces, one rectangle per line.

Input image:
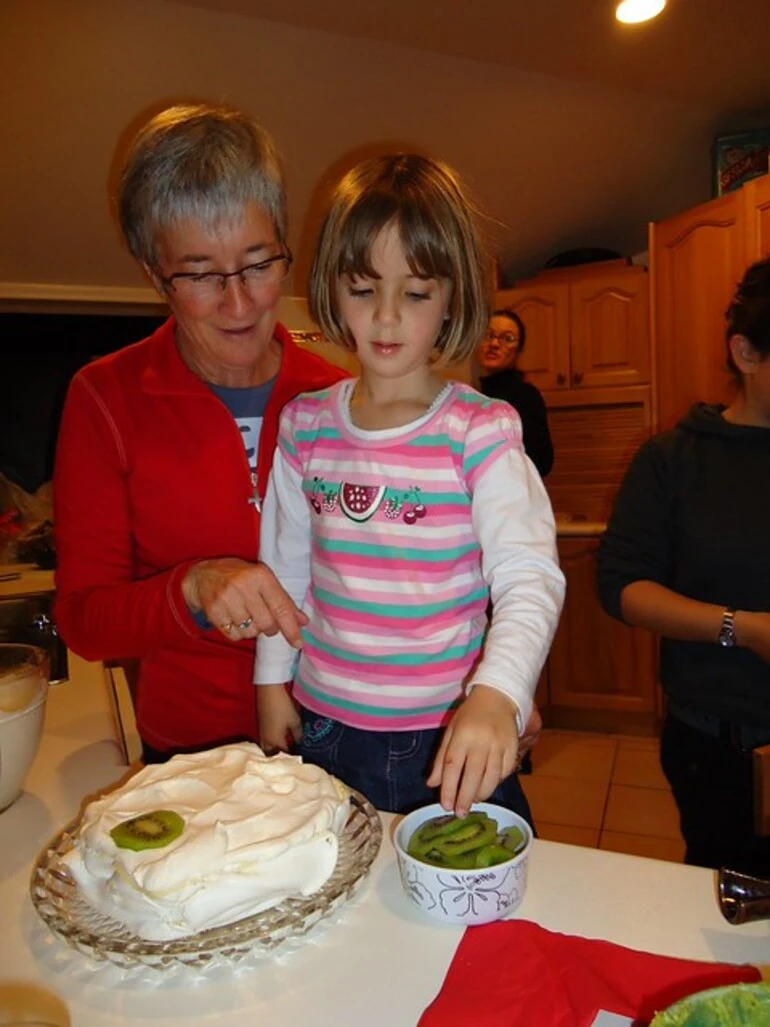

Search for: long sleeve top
xmin=255 ymin=379 xmax=565 ymax=731
xmin=53 ymin=318 xmax=347 ymax=750
xmin=597 ymin=403 xmax=770 ymax=728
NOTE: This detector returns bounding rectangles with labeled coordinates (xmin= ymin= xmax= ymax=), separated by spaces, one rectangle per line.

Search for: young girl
xmin=254 ymin=154 xmax=565 ymax=820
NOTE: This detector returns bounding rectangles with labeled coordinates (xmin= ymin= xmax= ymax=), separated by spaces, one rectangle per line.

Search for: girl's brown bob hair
xmin=308 ymin=153 xmax=491 ymax=366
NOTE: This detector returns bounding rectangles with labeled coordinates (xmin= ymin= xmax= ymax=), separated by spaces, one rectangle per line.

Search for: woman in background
xmin=54 ymin=103 xmax=347 ymax=763
xmin=477 ymin=308 xmax=554 ymax=478
xmin=597 ymin=258 xmax=770 ymax=875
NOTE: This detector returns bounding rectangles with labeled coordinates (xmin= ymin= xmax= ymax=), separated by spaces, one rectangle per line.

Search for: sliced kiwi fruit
xmin=473 ymin=843 xmax=513 ymax=868
xmin=407 ymin=813 xmax=527 ymax=869
xmin=407 ymin=811 xmax=488 ymax=858
xmin=500 ymin=825 xmax=527 ymax=855
xmin=432 ymin=815 xmax=497 ymax=857
xmin=110 ymin=809 xmax=185 ymax=851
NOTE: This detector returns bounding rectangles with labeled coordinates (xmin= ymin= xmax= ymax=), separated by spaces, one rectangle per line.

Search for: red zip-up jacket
xmin=53 ymin=318 xmax=348 ymax=750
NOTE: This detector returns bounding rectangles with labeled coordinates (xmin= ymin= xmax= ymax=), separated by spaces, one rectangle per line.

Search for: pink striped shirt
xmin=267 ymin=380 xmax=527 ymax=730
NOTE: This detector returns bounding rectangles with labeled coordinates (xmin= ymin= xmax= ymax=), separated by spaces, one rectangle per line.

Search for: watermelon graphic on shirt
xmin=339 ymin=483 xmax=386 ymax=522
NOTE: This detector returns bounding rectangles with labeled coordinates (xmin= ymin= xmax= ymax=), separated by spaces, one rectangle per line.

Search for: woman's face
xmin=150 ymin=202 xmax=286 ymax=387
xmin=477 ymin=314 xmax=522 ymax=374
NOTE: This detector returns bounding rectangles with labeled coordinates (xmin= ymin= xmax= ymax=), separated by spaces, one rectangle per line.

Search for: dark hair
xmin=725 ymin=258 xmax=770 ymax=379
xmin=491 ymin=308 xmax=526 ymax=353
xmin=309 ymin=153 xmax=490 ymax=366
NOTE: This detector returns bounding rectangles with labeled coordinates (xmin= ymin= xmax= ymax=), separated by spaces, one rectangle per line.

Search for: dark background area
xmin=1 ymin=312 xmax=165 ymax=494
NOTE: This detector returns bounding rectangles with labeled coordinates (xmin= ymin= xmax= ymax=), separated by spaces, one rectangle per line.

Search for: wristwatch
xmin=718 ymin=607 xmax=737 ymax=647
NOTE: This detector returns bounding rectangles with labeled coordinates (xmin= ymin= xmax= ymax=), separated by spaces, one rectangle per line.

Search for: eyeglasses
xmin=160 ymin=253 xmax=293 ymax=301
xmin=484 ymin=329 xmax=520 ymax=346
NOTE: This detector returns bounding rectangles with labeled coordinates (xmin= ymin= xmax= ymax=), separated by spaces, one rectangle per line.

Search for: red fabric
xmin=53 ymin=318 xmax=347 ymax=749
xmin=418 ymin=920 xmax=760 ymax=1027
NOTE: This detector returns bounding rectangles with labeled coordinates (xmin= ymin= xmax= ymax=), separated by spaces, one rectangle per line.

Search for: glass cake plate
xmin=30 ymin=790 xmax=382 ymax=971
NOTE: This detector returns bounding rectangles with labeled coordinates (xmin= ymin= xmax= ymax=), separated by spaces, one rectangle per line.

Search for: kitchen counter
xmin=0 ymin=564 xmax=55 ymax=599
xmin=1 ymin=656 xmax=769 ymax=1026
xmin=555 ymin=519 xmax=607 ymax=538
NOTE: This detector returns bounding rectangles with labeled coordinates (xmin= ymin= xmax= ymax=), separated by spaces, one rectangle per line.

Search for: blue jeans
xmin=298 ymin=706 xmax=534 ymax=829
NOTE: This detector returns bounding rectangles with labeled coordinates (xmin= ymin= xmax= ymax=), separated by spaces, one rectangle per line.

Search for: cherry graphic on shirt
xmin=309 ymin=476 xmax=323 ymax=514
xmin=398 ymin=487 xmax=427 ymax=525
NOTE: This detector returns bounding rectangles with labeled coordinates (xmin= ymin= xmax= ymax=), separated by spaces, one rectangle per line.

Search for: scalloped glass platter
xmin=30 ymin=790 xmax=382 ymax=971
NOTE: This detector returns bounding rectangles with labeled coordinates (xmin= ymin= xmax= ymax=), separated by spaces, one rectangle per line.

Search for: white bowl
xmin=0 ymin=643 xmax=49 ymax=812
xmin=393 ymin=802 xmax=532 ymax=926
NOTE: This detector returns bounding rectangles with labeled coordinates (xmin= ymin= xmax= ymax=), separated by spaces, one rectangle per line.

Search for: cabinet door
xmin=744 ymin=173 xmax=770 ymax=260
xmin=569 ymin=269 xmax=650 ymax=389
xmin=546 ymin=538 xmax=658 ymax=732
xmin=650 ymin=191 xmax=745 ymax=431
xmin=494 ymin=284 xmax=570 ymax=391
xmin=543 ymin=385 xmax=652 ymax=523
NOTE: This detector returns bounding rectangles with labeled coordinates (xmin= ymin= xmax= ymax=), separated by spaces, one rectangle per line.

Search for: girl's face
xmin=336 ymin=222 xmax=451 ymax=387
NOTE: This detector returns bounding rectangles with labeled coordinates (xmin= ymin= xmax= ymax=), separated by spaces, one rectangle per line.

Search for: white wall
xmin=2 ymin=0 xmax=718 ymax=301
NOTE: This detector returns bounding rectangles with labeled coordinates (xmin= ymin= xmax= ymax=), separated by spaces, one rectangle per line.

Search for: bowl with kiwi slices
xmin=393 ymin=802 xmax=532 ymax=926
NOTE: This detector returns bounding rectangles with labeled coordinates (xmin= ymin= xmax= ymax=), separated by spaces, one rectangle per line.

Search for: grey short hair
xmin=118 ymin=103 xmax=287 ymax=267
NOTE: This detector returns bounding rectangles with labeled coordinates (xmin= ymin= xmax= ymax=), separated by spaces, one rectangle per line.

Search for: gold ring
xmin=220 ymin=622 xmax=235 ymax=632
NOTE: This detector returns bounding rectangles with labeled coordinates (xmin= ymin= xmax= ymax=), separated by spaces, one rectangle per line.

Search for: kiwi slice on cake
xmin=110 ymin=809 xmax=185 ymax=851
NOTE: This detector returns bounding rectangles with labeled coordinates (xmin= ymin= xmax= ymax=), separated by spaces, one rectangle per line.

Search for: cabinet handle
xmin=556 ymin=372 xmax=566 ymax=386
xmin=572 ymin=371 xmax=584 ymax=385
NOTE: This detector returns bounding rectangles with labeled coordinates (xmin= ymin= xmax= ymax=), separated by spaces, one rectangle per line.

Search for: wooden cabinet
xmin=493 ymin=267 xmax=657 ymax=731
xmin=569 ymin=270 xmax=650 ymax=389
xmin=649 ymin=171 xmax=770 ymax=432
xmin=649 ymin=190 xmax=745 ymax=432
xmin=495 ymin=263 xmax=649 ymax=393
xmin=541 ymin=537 xmax=659 ymax=734
xmin=745 ymin=172 xmax=770 ymax=261
xmin=493 ymin=282 xmax=570 ymax=391
xmin=545 ymin=386 xmax=652 ymax=524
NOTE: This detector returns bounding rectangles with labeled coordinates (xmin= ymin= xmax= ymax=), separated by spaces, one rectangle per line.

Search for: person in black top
xmin=477 ymin=309 xmax=554 ymax=478
xmin=597 ymin=258 xmax=770 ymax=875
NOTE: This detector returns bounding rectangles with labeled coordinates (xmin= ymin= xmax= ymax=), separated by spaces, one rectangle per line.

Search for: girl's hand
xmin=426 ymin=686 xmax=520 ymax=818
xmin=182 ymin=558 xmax=308 ymax=647
xmin=256 ymin=684 xmax=303 ymax=754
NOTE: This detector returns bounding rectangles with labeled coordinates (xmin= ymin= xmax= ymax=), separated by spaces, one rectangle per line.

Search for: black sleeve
xmin=517 ymin=384 xmax=554 ymax=478
xmin=596 ymin=434 xmax=676 ymax=622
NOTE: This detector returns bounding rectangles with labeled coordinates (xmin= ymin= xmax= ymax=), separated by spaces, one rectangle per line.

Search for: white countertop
xmin=1 ymin=654 xmax=769 ymax=1026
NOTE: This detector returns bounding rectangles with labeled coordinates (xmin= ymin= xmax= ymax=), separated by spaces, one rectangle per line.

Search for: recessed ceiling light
xmin=615 ymin=0 xmax=667 ymax=24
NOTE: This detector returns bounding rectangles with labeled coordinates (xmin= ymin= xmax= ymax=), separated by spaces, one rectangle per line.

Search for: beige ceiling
xmin=171 ymin=0 xmax=770 ymax=115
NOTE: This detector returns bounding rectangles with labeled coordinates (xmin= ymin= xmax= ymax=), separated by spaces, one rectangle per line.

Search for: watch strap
xmin=718 ymin=607 xmax=737 ymax=647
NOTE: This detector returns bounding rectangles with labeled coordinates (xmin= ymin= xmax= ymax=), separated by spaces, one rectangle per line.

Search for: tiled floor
xmin=521 ymin=729 xmax=686 ymax=863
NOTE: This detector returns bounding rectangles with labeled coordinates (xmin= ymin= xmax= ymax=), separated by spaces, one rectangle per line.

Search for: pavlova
xmin=62 ymin=742 xmax=350 ymax=941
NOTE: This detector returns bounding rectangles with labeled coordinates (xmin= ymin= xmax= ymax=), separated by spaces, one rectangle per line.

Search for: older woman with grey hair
xmin=53 ymin=103 xmax=347 ymax=763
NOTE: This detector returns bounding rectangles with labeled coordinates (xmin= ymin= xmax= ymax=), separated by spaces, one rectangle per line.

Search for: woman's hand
xmin=182 ymin=558 xmax=308 ymax=646
xmin=256 ymin=684 xmax=303 ymax=754
xmin=427 ymin=685 xmax=520 ymax=818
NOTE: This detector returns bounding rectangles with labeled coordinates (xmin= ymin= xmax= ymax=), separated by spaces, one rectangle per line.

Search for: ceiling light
xmin=615 ymin=0 xmax=667 ymax=24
